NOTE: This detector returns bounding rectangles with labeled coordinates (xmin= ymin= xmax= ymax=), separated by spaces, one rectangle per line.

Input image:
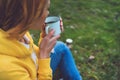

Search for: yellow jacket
xmin=0 ymin=29 xmax=52 ymax=80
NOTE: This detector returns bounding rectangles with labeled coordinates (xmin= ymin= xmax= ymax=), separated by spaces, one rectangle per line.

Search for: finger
xmin=47 ymin=29 xmax=55 ymax=38
xmin=40 ymin=29 xmax=54 ymax=49
xmin=60 ymin=18 xmax=64 ymax=32
xmin=48 ymin=39 xmax=57 ymax=53
xmin=47 ymin=35 xmax=60 ymax=52
xmin=40 ymin=37 xmax=49 ymax=49
xmin=60 ymin=18 xmax=63 ymax=27
xmin=40 ymin=30 xmax=56 ymax=48
xmin=48 ymin=35 xmax=60 ymax=50
xmin=50 ymin=35 xmax=60 ymax=42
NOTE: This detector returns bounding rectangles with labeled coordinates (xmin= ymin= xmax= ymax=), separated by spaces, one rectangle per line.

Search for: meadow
xmin=31 ymin=0 xmax=120 ymax=80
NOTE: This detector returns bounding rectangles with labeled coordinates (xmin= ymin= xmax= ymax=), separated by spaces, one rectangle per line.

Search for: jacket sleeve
xmin=26 ymin=32 xmax=52 ymax=80
xmin=38 ymin=58 xmax=52 ymax=80
xmin=0 ymin=56 xmax=32 ymax=80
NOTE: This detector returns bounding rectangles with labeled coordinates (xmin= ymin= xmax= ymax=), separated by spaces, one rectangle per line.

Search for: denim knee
xmin=54 ymin=41 xmax=67 ymax=54
xmin=55 ymin=41 xmax=66 ymax=48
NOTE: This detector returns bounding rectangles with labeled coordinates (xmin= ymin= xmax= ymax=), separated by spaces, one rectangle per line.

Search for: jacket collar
xmin=0 ymin=29 xmax=32 ymax=58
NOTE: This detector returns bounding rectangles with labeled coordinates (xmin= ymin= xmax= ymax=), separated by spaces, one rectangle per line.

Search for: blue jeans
xmin=50 ymin=41 xmax=82 ymax=80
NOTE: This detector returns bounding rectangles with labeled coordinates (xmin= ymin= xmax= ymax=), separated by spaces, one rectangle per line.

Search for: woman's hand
xmin=39 ymin=29 xmax=60 ymax=59
xmin=38 ymin=18 xmax=63 ymax=59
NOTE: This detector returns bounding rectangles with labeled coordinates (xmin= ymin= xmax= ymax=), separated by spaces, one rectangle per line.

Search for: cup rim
xmin=45 ymin=16 xmax=60 ymax=24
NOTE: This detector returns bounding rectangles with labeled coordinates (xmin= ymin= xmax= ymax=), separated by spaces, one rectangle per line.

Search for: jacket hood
xmin=0 ymin=29 xmax=31 ymax=58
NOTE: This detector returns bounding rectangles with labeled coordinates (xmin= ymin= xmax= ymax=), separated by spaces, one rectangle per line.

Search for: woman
xmin=0 ymin=0 xmax=82 ymax=80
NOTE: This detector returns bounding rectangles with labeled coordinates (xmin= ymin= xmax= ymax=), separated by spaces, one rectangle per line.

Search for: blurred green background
xmin=31 ymin=0 xmax=120 ymax=80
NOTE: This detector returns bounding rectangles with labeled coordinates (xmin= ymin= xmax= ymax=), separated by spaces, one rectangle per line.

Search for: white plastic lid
xmin=66 ymin=38 xmax=73 ymax=44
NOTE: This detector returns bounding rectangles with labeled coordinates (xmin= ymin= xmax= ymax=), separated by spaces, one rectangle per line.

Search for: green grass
xmin=31 ymin=0 xmax=120 ymax=80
